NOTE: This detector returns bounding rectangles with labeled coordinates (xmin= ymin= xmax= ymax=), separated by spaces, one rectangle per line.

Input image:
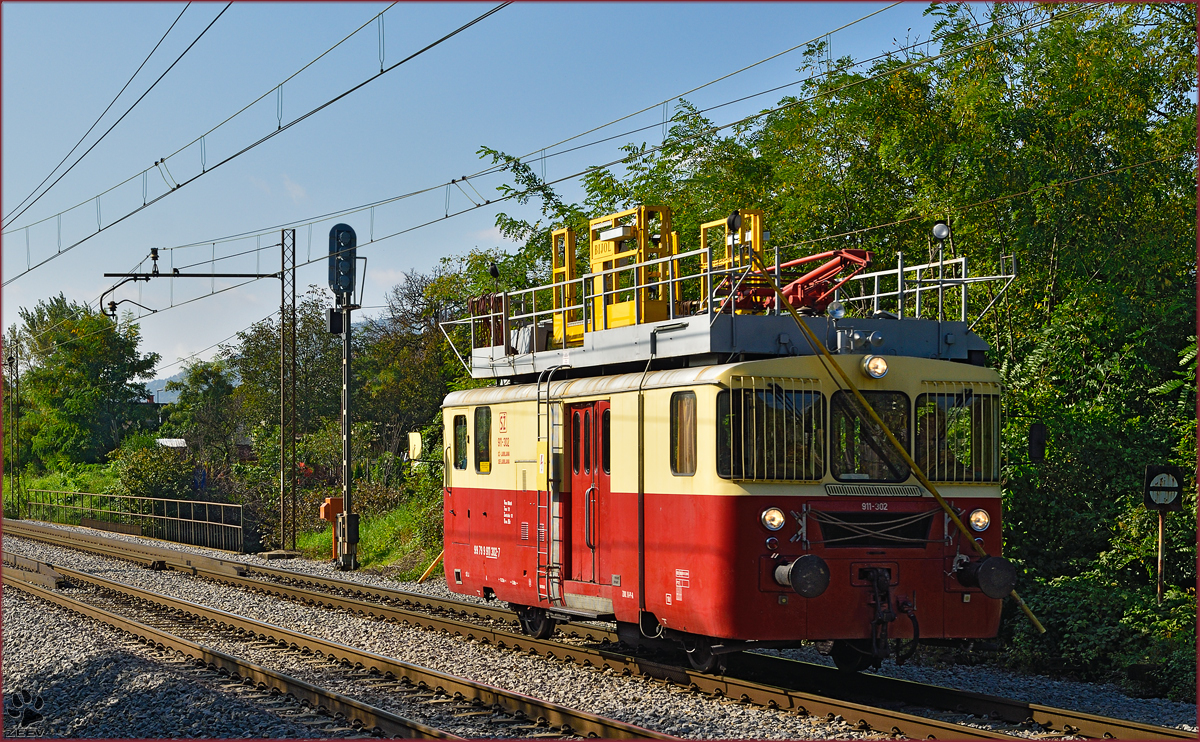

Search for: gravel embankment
xmin=7 ymin=521 xmax=1197 ymax=735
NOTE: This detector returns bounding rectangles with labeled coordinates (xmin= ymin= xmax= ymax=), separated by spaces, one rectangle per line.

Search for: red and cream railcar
xmin=443 ymin=355 xmax=1011 ymax=671
xmin=439 ymin=206 xmax=1016 ymax=671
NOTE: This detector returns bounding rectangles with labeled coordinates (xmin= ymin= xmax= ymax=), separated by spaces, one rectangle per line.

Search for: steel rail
xmin=4 ymin=522 xmax=999 ymax=738
xmin=22 ymin=559 xmax=673 ymax=740
xmin=149 ymin=563 xmax=1033 ymax=740
xmin=8 ymin=519 xmax=1192 ymax=740
xmin=4 ymin=525 xmax=1007 ymax=741
xmin=199 ymin=569 xmax=1031 ymax=740
xmin=2 ymin=568 xmax=462 ymax=739
xmin=728 ymin=654 xmax=1197 ymax=741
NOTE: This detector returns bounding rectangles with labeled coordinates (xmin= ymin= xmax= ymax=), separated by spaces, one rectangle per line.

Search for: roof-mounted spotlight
xmin=932 ymin=220 xmax=950 ymax=241
xmin=826 ymin=300 xmax=846 ymax=320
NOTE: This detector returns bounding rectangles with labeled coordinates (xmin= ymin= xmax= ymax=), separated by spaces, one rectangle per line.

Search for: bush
xmin=110 ymin=444 xmax=194 ymax=501
xmin=1005 ymin=572 xmax=1196 ymax=702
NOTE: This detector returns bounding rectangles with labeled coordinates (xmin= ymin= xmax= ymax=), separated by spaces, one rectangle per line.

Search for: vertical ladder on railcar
xmin=535 ymin=365 xmax=568 ymax=605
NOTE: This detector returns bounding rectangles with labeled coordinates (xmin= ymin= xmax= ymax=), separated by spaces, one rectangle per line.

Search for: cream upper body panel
xmin=443 ymin=354 xmax=1001 ymax=496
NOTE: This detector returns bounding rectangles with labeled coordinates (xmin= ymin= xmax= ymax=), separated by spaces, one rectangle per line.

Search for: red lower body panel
xmin=444 ymin=486 xmax=1002 ymax=642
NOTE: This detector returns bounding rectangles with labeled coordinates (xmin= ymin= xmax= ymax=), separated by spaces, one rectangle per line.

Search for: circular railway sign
xmin=1143 ymin=464 xmax=1185 ymax=512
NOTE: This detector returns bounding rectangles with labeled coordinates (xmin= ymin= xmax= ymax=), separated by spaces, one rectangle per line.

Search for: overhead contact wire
xmin=3 ymin=3 xmax=229 ymax=230
xmin=3 ymin=0 xmax=891 ymax=247
xmin=144 ymin=3 xmax=1080 ymax=265
xmin=2 ymin=2 xmax=192 ymax=225
xmin=1 ymin=2 xmax=509 ymax=288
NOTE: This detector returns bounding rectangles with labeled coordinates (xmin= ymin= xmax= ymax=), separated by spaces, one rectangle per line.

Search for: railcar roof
xmin=442 ymin=365 xmax=730 ymax=407
xmin=440 ymin=354 xmax=999 ymax=407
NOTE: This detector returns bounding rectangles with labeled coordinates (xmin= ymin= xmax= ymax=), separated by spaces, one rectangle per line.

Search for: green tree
xmin=224 ymin=286 xmax=347 ymax=434
xmin=13 ymin=294 xmax=160 ymax=468
xmin=358 ymin=267 xmax=462 ymax=483
xmin=160 ymin=359 xmax=242 ymax=479
xmin=109 ymin=433 xmax=194 ymax=501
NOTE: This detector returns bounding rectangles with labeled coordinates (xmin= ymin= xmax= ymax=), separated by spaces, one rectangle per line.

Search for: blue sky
xmin=2 ymin=1 xmax=939 ymax=378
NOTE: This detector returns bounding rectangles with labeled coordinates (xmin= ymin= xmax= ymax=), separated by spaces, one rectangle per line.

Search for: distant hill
xmin=146 ymin=371 xmax=184 ymax=404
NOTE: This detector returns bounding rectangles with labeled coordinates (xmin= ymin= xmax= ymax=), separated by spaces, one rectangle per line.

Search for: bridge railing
xmin=22 ymin=489 xmax=244 ymax=552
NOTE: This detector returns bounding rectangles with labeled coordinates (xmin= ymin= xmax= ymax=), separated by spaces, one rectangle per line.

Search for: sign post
xmin=1143 ymin=464 xmax=1184 ymax=604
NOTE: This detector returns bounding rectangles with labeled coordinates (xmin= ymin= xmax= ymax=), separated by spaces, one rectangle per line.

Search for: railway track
xmin=2 ymin=564 xmax=457 ymax=739
xmin=3 ymin=551 xmax=671 ymax=740
xmin=6 ymin=519 xmax=1192 ymax=740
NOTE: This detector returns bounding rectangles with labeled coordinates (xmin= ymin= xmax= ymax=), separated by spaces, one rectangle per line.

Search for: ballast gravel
xmin=6 ymin=521 xmax=1197 ymax=737
xmin=1 ymin=589 xmax=353 ymax=739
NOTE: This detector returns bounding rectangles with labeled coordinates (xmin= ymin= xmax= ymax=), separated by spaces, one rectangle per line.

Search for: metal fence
xmin=23 ymin=490 xmax=244 ymax=552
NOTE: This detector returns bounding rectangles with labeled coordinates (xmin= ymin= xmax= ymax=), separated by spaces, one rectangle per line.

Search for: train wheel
xmin=515 ymin=606 xmax=556 ymax=639
xmin=684 ymin=638 xmax=727 ymax=674
xmin=830 ymin=640 xmax=873 ymax=673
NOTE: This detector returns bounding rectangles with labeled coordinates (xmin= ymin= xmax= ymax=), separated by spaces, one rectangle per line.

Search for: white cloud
xmin=368 ymin=267 xmax=407 ymax=288
xmin=248 ymin=175 xmax=271 ymax=196
xmin=281 ymin=174 xmax=306 ymax=203
xmin=473 ymin=225 xmax=506 ymax=244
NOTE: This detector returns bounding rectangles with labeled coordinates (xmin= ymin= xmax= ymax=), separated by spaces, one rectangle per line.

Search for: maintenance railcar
xmin=439 ymin=206 xmax=1017 ymax=672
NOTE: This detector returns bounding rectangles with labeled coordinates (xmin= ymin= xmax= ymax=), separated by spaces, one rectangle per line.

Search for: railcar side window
xmin=915 ymin=389 xmax=1000 ymax=482
xmin=584 ymin=410 xmax=592 ymax=474
xmin=474 ymin=407 xmax=491 ymax=473
xmin=572 ymin=411 xmax=581 ymax=474
xmin=830 ymin=391 xmax=909 ymax=482
xmin=453 ymin=415 xmax=467 ymax=470
xmin=717 ymin=382 xmax=824 ymax=480
xmin=670 ymin=391 xmax=697 ymax=476
xmin=602 ymin=409 xmax=611 ymax=474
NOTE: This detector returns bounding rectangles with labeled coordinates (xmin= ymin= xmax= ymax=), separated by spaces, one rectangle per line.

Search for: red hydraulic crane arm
xmin=773 ymin=249 xmax=872 ymax=312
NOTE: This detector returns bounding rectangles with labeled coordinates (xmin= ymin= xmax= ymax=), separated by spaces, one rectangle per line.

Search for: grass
xmin=4 ymin=464 xmax=120 ymax=517
xmin=15 ymin=464 xmax=119 ymax=495
xmin=295 ymin=505 xmax=442 ymax=580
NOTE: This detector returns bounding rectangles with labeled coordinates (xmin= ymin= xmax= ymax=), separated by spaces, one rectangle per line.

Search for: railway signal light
xmin=328 ymin=224 xmax=357 ymax=304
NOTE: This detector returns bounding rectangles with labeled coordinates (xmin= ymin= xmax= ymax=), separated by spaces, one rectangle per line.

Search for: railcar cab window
xmin=474 ymin=407 xmax=491 ymax=473
xmin=670 ymin=392 xmax=697 ymax=476
xmin=453 ymin=415 xmax=467 ymax=470
xmin=830 ymin=391 xmax=910 ymax=482
xmin=915 ymin=390 xmax=1000 ymax=482
xmin=717 ymin=386 xmax=825 ymax=481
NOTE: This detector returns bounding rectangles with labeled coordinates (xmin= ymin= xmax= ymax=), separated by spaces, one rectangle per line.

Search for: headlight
xmin=761 ymin=507 xmax=786 ymax=531
xmin=861 ymin=355 xmax=888 ymax=379
xmin=968 ymin=508 xmax=991 ymax=532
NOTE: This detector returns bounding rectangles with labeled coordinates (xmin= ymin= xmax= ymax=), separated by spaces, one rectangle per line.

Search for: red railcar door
xmin=569 ymin=401 xmax=610 ymax=583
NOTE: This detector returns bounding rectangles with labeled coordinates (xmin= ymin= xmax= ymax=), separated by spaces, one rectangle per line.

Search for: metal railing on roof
xmin=439 ymin=242 xmax=1016 ymax=374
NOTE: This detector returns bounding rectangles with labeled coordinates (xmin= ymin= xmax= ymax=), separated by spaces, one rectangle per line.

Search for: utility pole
xmin=105 ymin=232 xmax=296 ymax=554
xmin=5 ymin=350 xmax=17 ymax=518
xmin=280 ymin=229 xmax=297 ymax=552
xmin=329 ymin=224 xmax=359 ymax=570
